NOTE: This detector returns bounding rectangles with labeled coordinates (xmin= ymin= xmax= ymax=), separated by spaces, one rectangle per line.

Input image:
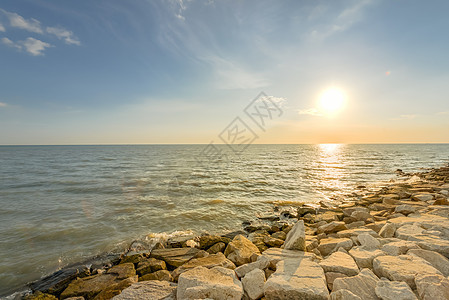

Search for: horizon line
xmin=1 ymin=142 xmax=449 ymax=146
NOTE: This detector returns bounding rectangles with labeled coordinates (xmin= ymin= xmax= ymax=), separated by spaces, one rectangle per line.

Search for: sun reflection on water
xmin=317 ymin=144 xmax=346 ymax=201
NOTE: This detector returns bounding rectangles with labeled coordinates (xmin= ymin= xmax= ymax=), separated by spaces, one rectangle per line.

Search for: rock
xmin=415 ymin=273 xmax=449 ymax=300
xmin=106 ymin=263 xmax=136 ymax=280
xmin=199 ymin=235 xmax=231 ymax=249
xmin=332 ymin=268 xmax=379 ymax=300
xmin=235 ymin=256 xmax=270 ymax=278
xmin=352 ymin=211 xmax=374 ymax=222
xmin=120 ymin=254 xmax=145 ymax=265
xmin=112 ymin=280 xmax=176 ymax=300
xmin=382 ymin=241 xmax=419 ymax=256
xmin=325 ymin=272 xmax=347 ymax=290
xmin=349 ymin=247 xmax=385 ymax=269
xmin=373 ymin=255 xmax=442 ymax=289
xmin=317 ymin=221 xmax=347 ymax=234
xmin=318 ymin=238 xmax=353 ymax=257
xmin=241 ymin=269 xmax=265 ymax=300
xmin=358 ymin=233 xmax=380 ymax=250
xmin=374 ymin=279 xmax=417 ymax=300
xmin=263 ymin=235 xmax=284 ymax=247
xmin=346 ymin=221 xmax=366 ymax=229
xmin=139 ymin=270 xmax=172 ymax=282
xmin=93 ymin=276 xmax=138 ymax=300
xmin=329 ymin=289 xmax=362 ymax=300
xmin=177 ymin=266 xmax=243 ymax=300
xmin=297 ymin=206 xmax=316 ymax=216
xmin=315 ymin=211 xmax=342 ymax=223
xmin=408 ymin=249 xmax=449 ymax=276
xmin=171 ymin=252 xmax=235 ymax=281
xmin=60 ymin=274 xmax=124 ymax=299
xmin=224 ymin=235 xmax=260 ymax=266
xmin=150 ymin=248 xmax=201 ymax=268
xmin=283 ymin=220 xmax=306 ymax=251
xmin=264 ymin=257 xmax=329 ymax=300
xmin=412 ymin=193 xmax=434 ymax=202
xmin=272 ymin=231 xmax=287 ymax=240
xmin=23 ymin=292 xmax=58 ymax=300
xmin=394 ymin=204 xmax=417 ymax=215
xmin=207 ymin=242 xmax=226 ymax=254
xmin=260 ymin=247 xmax=318 ymax=270
xmin=379 ymin=223 xmax=396 ymax=238
xmin=343 ymin=207 xmax=370 ymax=217
xmin=337 ymin=228 xmax=378 ymax=239
xmin=136 ymin=258 xmax=166 ymax=276
xmin=319 ymin=252 xmax=359 ymax=276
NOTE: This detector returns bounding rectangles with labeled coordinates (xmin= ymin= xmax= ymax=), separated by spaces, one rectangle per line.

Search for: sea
xmin=1 ymin=144 xmax=449 ymax=296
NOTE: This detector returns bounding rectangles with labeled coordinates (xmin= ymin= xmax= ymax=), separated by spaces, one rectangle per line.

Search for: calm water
xmin=1 ymin=144 xmax=449 ymax=296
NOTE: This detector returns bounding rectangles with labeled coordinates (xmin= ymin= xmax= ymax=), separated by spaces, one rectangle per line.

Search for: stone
xmin=272 ymin=231 xmax=287 ymax=241
xmin=408 ymin=249 xmax=449 ymax=276
xmin=283 ymin=220 xmax=306 ymax=251
xmin=412 ymin=193 xmax=434 ymax=202
xmin=241 ymin=269 xmax=265 ymax=300
xmin=139 ymin=270 xmax=172 ymax=282
xmin=263 ymin=235 xmax=284 ymax=247
xmin=224 ymin=235 xmax=260 ymax=266
xmin=260 ymin=247 xmax=318 ymax=270
xmin=317 ymin=238 xmax=353 ymax=257
xmin=317 ymin=221 xmax=347 ymax=234
xmin=207 ymin=242 xmax=226 ymax=254
xmin=23 ymin=292 xmax=58 ymax=300
xmin=315 ymin=211 xmax=342 ymax=223
xmin=351 ymin=211 xmax=373 ymax=222
xmin=93 ymin=276 xmax=138 ymax=300
xmin=349 ymin=247 xmax=385 ymax=269
xmin=375 ymin=279 xmax=417 ymax=300
xmin=329 ymin=289 xmax=362 ymax=300
xmin=415 ymin=273 xmax=449 ymax=300
xmin=358 ymin=233 xmax=380 ymax=250
xmin=337 ymin=228 xmax=378 ymax=239
xmin=199 ymin=235 xmax=231 ymax=249
xmin=343 ymin=207 xmax=370 ymax=217
xmin=325 ymin=272 xmax=347 ymax=290
xmin=373 ymin=255 xmax=442 ymax=289
xmin=171 ymin=252 xmax=236 ymax=281
xmin=177 ymin=266 xmax=243 ymax=300
xmin=136 ymin=258 xmax=166 ymax=276
xmin=319 ymin=252 xmax=359 ymax=276
xmin=346 ymin=221 xmax=366 ymax=229
xmin=379 ymin=223 xmax=396 ymax=238
xmin=112 ymin=280 xmax=176 ymax=300
xmin=382 ymin=241 xmax=419 ymax=256
xmin=60 ymin=274 xmax=123 ymax=299
xmin=332 ymin=268 xmax=379 ymax=300
xmin=235 ymin=256 xmax=270 ymax=278
xmin=264 ymin=258 xmax=329 ymax=300
xmin=395 ymin=204 xmax=417 ymax=215
xmin=120 ymin=254 xmax=145 ymax=265
xmin=107 ymin=263 xmax=136 ymax=280
xmin=150 ymin=248 xmax=201 ymax=268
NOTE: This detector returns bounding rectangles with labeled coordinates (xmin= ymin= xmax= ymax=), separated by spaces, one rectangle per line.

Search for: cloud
xmin=1 ymin=37 xmax=21 ymax=50
xmin=436 ymin=111 xmax=449 ymax=115
xmin=298 ymin=108 xmax=323 ymax=116
xmin=46 ymin=26 xmax=81 ymax=45
xmin=1 ymin=9 xmax=43 ymax=33
xmin=391 ymin=114 xmax=417 ymax=121
xmin=0 ymin=102 xmax=8 ymax=107
xmin=2 ymin=37 xmax=52 ymax=56
xmin=0 ymin=22 xmax=5 ymax=32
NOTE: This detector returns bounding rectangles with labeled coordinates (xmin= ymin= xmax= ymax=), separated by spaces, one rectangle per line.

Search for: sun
xmin=318 ymin=88 xmax=346 ymax=115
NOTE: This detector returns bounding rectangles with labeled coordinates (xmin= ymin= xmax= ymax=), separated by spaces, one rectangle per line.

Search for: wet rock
xmin=171 ymin=252 xmax=235 ymax=281
xmin=112 ymin=280 xmax=177 ymax=300
xmin=318 ymin=238 xmax=353 ymax=257
xmin=317 ymin=221 xmax=347 ymax=234
xmin=408 ymin=249 xmax=449 ymax=276
xmin=381 ymin=241 xmax=419 ymax=256
xmin=167 ymin=234 xmax=196 ymax=248
xmin=332 ymin=268 xmax=379 ymax=300
xmin=283 ymin=220 xmax=306 ymax=251
xmin=224 ymin=235 xmax=260 ymax=266
xmin=139 ymin=270 xmax=172 ymax=282
xmin=329 ymin=289 xmax=362 ymax=300
xmin=150 ymin=248 xmax=201 ymax=268
xmin=264 ymin=257 xmax=329 ymax=300
xmin=136 ymin=258 xmax=166 ymax=276
xmin=206 ymin=242 xmax=226 ymax=254
xmin=235 ymin=255 xmax=270 ymax=278
xmin=373 ymin=255 xmax=442 ymax=289
xmin=60 ymin=274 xmax=123 ymax=299
xmin=241 ymin=269 xmax=265 ymax=300
xmin=177 ymin=266 xmax=243 ymax=300
xmin=379 ymin=223 xmax=396 ymax=238
xmin=23 ymin=292 xmax=58 ymax=300
xmin=415 ymin=273 xmax=449 ymax=300
xmin=199 ymin=235 xmax=231 ymax=249
xmin=319 ymin=251 xmax=359 ymax=276
xmin=374 ymin=279 xmax=417 ymax=300
xmin=92 ymin=276 xmax=137 ymax=300
xmin=349 ymin=247 xmax=385 ymax=269
xmin=106 ymin=263 xmax=136 ymax=280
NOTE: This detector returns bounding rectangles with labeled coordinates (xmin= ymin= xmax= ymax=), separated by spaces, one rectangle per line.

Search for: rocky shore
xmin=21 ymin=165 xmax=449 ymax=300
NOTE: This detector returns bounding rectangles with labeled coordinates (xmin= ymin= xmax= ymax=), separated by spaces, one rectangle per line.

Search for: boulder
xmin=60 ymin=274 xmax=124 ymax=299
xmin=329 ymin=289 xmax=362 ymax=300
xmin=241 ymin=269 xmax=265 ymax=300
xmin=351 ymin=211 xmax=373 ymax=222
xmin=381 ymin=241 xmax=419 ymax=256
xmin=412 ymin=193 xmax=434 ymax=202
xmin=325 ymin=272 xmax=347 ymax=290
xmin=375 ymin=279 xmax=417 ymax=300
xmin=263 ymin=235 xmax=285 ymax=247
xmin=332 ymin=268 xmax=379 ymax=300
xmin=373 ymin=255 xmax=442 ymax=289
xmin=235 ymin=255 xmax=270 ymax=278
xmin=349 ymin=247 xmax=385 ymax=269
xmin=283 ymin=220 xmax=306 ymax=251
xmin=207 ymin=242 xmax=226 ymax=254
xmin=318 ymin=238 xmax=353 ymax=257
xmin=264 ymin=258 xmax=329 ymax=299
xmin=106 ymin=263 xmax=136 ymax=280
xmin=92 ymin=276 xmax=137 ymax=300
xmin=150 ymin=248 xmax=201 ymax=268
xmin=317 ymin=221 xmax=347 ymax=234
xmin=23 ymin=292 xmax=58 ymax=300
xmin=139 ymin=270 xmax=172 ymax=282
xmin=415 ymin=273 xmax=449 ymax=300
xmin=171 ymin=252 xmax=235 ymax=281
xmin=358 ymin=233 xmax=380 ymax=250
xmin=177 ymin=266 xmax=243 ymax=300
xmin=394 ymin=204 xmax=417 ymax=215
xmin=319 ymin=252 xmax=359 ymax=276
xmin=260 ymin=247 xmax=318 ymax=270
xmin=223 ymin=235 xmax=260 ymax=266
xmin=112 ymin=280 xmax=176 ymax=300
xmin=408 ymin=249 xmax=449 ymax=276
xmin=337 ymin=228 xmax=378 ymax=239
xmin=136 ymin=258 xmax=166 ymax=276
xmin=272 ymin=231 xmax=287 ymax=241
xmin=199 ymin=235 xmax=231 ymax=249
xmin=378 ymin=223 xmax=396 ymax=238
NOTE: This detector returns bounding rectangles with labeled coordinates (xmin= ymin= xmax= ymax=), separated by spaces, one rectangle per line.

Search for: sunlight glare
xmin=318 ymin=88 xmax=346 ymax=115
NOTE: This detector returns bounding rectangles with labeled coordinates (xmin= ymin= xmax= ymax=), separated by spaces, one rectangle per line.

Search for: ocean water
xmin=1 ymin=144 xmax=449 ymax=296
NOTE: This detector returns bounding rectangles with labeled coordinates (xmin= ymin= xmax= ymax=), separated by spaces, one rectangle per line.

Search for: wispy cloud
xmin=0 ymin=102 xmax=8 ymax=107
xmin=436 ymin=111 xmax=449 ymax=115
xmin=46 ymin=26 xmax=81 ymax=45
xmin=298 ymin=108 xmax=323 ymax=116
xmin=1 ymin=37 xmax=21 ymax=50
xmin=2 ymin=37 xmax=52 ymax=56
xmin=0 ymin=22 xmax=5 ymax=32
xmin=1 ymin=9 xmax=43 ymax=33
xmin=391 ymin=114 xmax=417 ymax=121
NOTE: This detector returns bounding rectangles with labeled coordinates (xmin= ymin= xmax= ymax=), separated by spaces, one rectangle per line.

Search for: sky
xmin=0 ymin=0 xmax=448 ymax=145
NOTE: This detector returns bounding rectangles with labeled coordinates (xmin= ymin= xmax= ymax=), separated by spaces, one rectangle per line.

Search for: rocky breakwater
xmin=23 ymin=164 xmax=449 ymax=299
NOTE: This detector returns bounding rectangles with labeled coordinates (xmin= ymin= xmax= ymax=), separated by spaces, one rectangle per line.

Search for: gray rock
xmin=358 ymin=233 xmax=381 ymax=250
xmin=241 ymin=269 xmax=265 ymax=300
xmin=283 ymin=220 xmax=306 ymax=251
xmin=235 ymin=255 xmax=270 ymax=278
xmin=394 ymin=204 xmax=417 ymax=215
xmin=381 ymin=241 xmax=419 ymax=256
xmin=375 ymin=279 xmax=417 ymax=300
xmin=378 ymin=223 xmax=396 ymax=238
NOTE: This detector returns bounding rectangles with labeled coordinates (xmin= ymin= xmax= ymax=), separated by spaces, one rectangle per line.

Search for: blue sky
xmin=1 ymin=0 xmax=448 ymax=144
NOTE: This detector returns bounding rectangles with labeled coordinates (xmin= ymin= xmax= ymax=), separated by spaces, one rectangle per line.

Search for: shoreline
xmin=12 ymin=164 xmax=449 ymax=299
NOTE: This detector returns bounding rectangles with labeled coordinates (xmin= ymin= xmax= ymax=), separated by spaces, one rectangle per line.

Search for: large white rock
xmin=318 ymin=238 xmax=353 ymax=256
xmin=375 ymin=279 xmax=418 ymax=300
xmin=349 ymin=247 xmax=385 ymax=269
xmin=415 ymin=273 xmax=449 ymax=300
xmin=283 ymin=220 xmax=306 ymax=251
xmin=177 ymin=266 xmax=243 ymax=300
xmin=241 ymin=268 xmax=265 ymax=300
xmin=112 ymin=280 xmax=176 ymax=300
xmin=319 ymin=252 xmax=359 ymax=276
xmin=408 ymin=249 xmax=449 ymax=276
xmin=224 ymin=235 xmax=260 ymax=266
xmin=264 ymin=258 xmax=329 ymax=299
xmin=332 ymin=268 xmax=379 ymax=300
xmin=381 ymin=241 xmax=419 ymax=256
xmin=329 ymin=289 xmax=362 ymax=300
xmin=373 ymin=255 xmax=442 ymax=289
xmin=234 ymin=255 xmax=269 ymax=278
